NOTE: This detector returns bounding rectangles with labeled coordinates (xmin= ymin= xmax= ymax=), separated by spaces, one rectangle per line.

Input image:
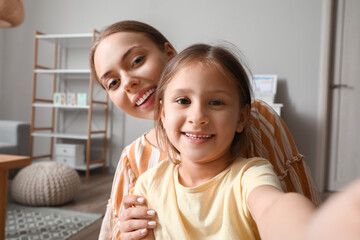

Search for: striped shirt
xmin=99 ymin=100 xmax=320 ymax=240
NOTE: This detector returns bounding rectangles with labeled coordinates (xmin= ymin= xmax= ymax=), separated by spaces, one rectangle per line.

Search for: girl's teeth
xmin=136 ymin=88 xmax=155 ymax=106
xmin=185 ymin=133 xmax=212 ymax=139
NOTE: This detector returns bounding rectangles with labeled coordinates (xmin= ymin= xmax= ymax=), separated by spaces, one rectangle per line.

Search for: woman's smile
xmin=134 ymin=86 xmax=156 ymax=107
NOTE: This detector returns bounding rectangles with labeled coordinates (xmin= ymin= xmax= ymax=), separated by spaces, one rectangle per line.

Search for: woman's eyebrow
xmin=122 ymin=46 xmax=141 ymax=62
xmin=99 ymin=46 xmax=142 ymax=81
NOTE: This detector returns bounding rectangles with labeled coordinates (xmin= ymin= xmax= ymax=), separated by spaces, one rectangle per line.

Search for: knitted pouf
xmin=11 ymin=161 xmax=81 ymax=206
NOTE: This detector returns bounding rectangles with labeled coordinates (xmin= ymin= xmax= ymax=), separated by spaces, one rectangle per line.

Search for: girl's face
xmin=161 ymin=63 xmax=248 ymax=166
xmin=94 ymin=32 xmax=176 ymax=119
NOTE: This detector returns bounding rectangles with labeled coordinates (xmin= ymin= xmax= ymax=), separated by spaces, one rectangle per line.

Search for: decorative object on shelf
xmin=67 ymin=92 xmax=77 ymax=106
xmin=0 ymin=0 xmax=25 ymax=28
xmin=53 ymin=92 xmax=61 ymax=105
xmin=54 ymin=92 xmax=84 ymax=106
xmin=77 ymin=92 xmax=87 ymax=106
xmin=11 ymin=161 xmax=81 ymax=206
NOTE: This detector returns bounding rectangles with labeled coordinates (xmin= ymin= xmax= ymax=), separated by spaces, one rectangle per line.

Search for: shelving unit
xmin=30 ymin=30 xmax=108 ymax=179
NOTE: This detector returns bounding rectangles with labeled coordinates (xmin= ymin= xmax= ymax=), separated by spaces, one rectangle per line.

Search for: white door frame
xmin=315 ymin=0 xmax=336 ymax=192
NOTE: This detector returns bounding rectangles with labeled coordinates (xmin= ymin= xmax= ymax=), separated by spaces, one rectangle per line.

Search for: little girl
xmin=133 ymin=43 xmax=310 ymax=239
xmin=133 ymin=43 xmax=360 ymax=239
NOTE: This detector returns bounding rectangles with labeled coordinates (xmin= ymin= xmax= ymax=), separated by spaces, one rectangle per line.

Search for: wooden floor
xmin=62 ymin=170 xmax=113 ymax=240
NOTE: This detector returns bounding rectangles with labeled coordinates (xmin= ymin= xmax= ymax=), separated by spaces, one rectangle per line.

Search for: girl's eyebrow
xmin=167 ymin=88 xmax=233 ymax=99
xmin=99 ymin=46 xmax=141 ymax=81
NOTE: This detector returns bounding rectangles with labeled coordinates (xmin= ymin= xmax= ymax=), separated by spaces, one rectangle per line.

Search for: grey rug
xmin=6 ymin=203 xmax=103 ymax=240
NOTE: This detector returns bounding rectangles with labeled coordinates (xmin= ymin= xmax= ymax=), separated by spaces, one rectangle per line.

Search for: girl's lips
xmin=183 ymin=132 xmax=214 ymax=144
xmin=185 ymin=133 xmax=213 ymax=140
xmin=133 ymin=87 xmax=156 ymax=107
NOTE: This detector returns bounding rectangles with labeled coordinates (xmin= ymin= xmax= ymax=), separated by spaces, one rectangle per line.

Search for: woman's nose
xmin=188 ymin=104 xmax=209 ymax=125
xmin=122 ymin=74 xmax=140 ymax=93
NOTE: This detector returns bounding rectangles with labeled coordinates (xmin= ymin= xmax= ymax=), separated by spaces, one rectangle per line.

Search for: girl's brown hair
xmin=155 ymin=43 xmax=253 ymax=164
xmin=89 ymin=20 xmax=172 ymax=85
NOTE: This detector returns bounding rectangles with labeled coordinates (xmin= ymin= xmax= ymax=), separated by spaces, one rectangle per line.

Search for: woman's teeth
xmin=136 ymin=88 xmax=155 ymax=106
xmin=185 ymin=133 xmax=212 ymax=140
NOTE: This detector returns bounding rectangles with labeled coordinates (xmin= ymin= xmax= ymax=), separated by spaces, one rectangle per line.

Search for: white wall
xmin=0 ymin=0 xmax=323 ymax=180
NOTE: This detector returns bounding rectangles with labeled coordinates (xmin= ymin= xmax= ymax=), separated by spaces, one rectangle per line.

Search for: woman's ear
xmin=236 ymin=104 xmax=250 ymax=133
xmin=164 ymin=42 xmax=177 ymax=59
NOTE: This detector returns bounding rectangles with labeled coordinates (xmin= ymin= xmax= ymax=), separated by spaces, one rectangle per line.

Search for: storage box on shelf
xmin=30 ymin=30 xmax=109 ymax=178
xmin=54 ymin=143 xmax=85 ymax=168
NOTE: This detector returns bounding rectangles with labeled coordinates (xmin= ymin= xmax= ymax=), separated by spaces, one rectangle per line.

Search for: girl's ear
xmin=236 ymin=104 xmax=250 ymax=133
xmin=164 ymin=42 xmax=177 ymax=59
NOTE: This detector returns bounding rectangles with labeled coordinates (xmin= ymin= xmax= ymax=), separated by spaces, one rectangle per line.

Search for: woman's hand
xmin=119 ymin=194 xmax=157 ymax=240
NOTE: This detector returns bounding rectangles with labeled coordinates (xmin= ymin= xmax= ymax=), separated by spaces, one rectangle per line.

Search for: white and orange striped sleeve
xmin=98 ymin=144 xmax=138 ymax=240
xmin=247 ymin=100 xmax=320 ymax=205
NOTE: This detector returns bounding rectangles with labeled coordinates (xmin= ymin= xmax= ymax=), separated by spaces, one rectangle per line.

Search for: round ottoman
xmin=11 ymin=161 xmax=81 ymax=206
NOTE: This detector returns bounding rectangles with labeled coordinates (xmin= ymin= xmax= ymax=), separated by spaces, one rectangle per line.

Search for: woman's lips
xmin=136 ymin=87 xmax=156 ymax=106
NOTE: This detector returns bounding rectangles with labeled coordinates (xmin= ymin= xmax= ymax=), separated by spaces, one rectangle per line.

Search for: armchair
xmin=0 ymin=120 xmax=30 ymax=178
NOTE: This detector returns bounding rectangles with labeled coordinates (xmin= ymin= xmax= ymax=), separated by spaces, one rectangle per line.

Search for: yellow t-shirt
xmin=134 ymin=157 xmax=282 ymax=240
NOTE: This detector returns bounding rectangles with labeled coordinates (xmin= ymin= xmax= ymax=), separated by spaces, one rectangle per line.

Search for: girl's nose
xmin=188 ymin=104 xmax=209 ymax=125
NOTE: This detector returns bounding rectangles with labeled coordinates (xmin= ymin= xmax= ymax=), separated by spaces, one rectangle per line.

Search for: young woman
xmin=90 ymin=20 xmax=319 ymax=239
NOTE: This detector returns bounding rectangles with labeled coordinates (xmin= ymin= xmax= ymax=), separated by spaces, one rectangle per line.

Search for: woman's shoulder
xmin=122 ymin=132 xmax=160 ymax=155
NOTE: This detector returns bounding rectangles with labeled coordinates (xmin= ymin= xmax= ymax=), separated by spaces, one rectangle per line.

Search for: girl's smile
xmin=183 ymin=132 xmax=214 ymax=144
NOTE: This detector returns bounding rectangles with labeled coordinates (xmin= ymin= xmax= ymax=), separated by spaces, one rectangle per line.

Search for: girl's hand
xmin=119 ymin=194 xmax=157 ymax=240
xmin=307 ymin=179 xmax=360 ymax=240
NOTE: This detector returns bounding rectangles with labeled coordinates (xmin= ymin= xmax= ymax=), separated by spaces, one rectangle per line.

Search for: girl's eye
xmin=209 ymin=100 xmax=224 ymax=106
xmin=132 ymin=56 xmax=145 ymax=67
xmin=108 ymin=79 xmax=120 ymax=90
xmin=176 ymin=98 xmax=191 ymax=105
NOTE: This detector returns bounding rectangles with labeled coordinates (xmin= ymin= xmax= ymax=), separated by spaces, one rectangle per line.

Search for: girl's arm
xmin=248 ymin=185 xmax=315 ymax=240
xmin=248 ymin=181 xmax=360 ymax=240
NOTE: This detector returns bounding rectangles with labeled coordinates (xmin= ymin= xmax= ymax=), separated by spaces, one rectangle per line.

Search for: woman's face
xmin=94 ymin=32 xmax=176 ymax=119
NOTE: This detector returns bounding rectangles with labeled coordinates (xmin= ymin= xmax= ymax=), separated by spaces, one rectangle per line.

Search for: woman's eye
xmin=176 ymin=98 xmax=191 ymax=105
xmin=209 ymin=100 xmax=224 ymax=106
xmin=132 ymin=56 xmax=145 ymax=67
xmin=108 ymin=79 xmax=120 ymax=90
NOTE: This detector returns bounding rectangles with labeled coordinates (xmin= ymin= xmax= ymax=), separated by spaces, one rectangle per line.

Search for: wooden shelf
xmin=34 ymin=69 xmax=91 ymax=79
xmin=36 ymin=33 xmax=93 ymax=47
xmin=30 ymin=30 xmax=108 ymax=179
xmin=74 ymin=163 xmax=103 ymax=171
xmin=33 ymin=103 xmax=89 ymax=109
xmin=31 ymin=132 xmax=105 ymax=140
